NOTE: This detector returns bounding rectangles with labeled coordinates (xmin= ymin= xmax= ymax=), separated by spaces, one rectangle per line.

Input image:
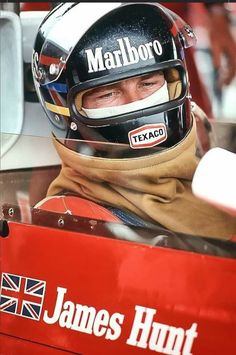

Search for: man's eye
xmin=141 ymin=81 xmax=157 ymax=87
xmin=97 ymin=91 xmax=118 ymax=100
xmin=98 ymin=92 xmax=113 ymax=99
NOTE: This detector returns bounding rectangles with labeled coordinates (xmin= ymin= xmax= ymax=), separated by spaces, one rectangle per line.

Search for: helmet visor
xmin=73 ymin=66 xmax=186 ymax=120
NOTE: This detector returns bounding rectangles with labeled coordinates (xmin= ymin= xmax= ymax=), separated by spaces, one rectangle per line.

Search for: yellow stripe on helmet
xmin=45 ymin=102 xmax=70 ymax=116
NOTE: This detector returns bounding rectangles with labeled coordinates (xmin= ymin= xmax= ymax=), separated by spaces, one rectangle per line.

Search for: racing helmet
xmin=32 ymin=2 xmax=196 ymax=158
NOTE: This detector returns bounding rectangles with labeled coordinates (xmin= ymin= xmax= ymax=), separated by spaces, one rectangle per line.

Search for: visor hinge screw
xmin=49 ymin=63 xmax=60 ymax=76
xmin=70 ymin=122 xmax=77 ymax=131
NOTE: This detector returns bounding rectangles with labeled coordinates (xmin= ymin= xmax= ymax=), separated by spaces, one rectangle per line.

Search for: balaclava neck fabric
xmin=47 ymin=117 xmax=236 ymax=239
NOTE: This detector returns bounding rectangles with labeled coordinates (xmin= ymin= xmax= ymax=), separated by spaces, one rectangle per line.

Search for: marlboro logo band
xmin=85 ymin=37 xmax=163 ymax=73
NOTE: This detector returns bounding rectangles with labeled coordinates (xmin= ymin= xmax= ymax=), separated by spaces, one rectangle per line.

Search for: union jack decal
xmin=0 ymin=272 xmax=46 ymax=321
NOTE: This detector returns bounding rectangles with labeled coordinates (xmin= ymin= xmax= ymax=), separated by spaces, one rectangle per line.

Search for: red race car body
xmin=1 ymin=161 xmax=236 ymax=355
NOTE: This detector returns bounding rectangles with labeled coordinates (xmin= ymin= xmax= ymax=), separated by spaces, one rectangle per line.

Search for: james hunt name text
xmin=43 ymin=287 xmax=198 ymax=354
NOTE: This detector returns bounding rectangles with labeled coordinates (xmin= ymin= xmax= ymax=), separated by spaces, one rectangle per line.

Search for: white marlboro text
xmin=128 ymin=123 xmax=167 ymax=149
xmin=126 ymin=306 xmax=198 ymax=354
xmin=85 ymin=36 xmax=163 ymax=73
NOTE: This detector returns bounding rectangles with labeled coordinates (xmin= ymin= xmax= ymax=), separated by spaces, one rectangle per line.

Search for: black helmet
xmin=32 ymin=2 xmax=196 ymax=158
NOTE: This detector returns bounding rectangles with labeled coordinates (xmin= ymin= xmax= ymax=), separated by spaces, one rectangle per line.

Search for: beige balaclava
xmin=47 ymin=117 xmax=236 ymax=240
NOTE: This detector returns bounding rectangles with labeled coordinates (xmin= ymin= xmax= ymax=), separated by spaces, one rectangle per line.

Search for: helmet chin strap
xmin=81 ymin=81 xmax=169 ymax=119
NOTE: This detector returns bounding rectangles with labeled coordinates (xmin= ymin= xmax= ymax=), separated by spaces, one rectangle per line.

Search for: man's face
xmin=82 ymin=71 xmax=165 ymax=109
